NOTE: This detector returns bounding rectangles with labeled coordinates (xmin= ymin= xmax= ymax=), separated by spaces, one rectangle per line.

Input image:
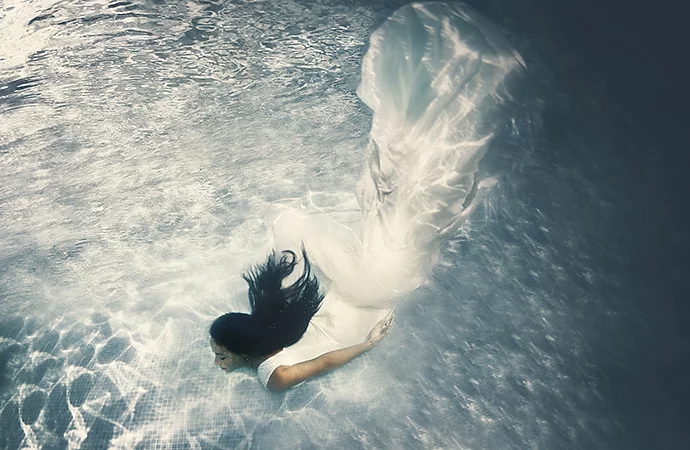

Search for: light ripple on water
xmin=1 ymin=0 xmax=625 ymax=449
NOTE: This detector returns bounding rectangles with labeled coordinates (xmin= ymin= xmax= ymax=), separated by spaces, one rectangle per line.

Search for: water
xmin=1 ymin=0 xmax=686 ymax=449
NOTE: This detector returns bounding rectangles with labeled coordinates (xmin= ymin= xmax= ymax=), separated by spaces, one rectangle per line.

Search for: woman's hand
xmin=269 ymin=309 xmax=397 ymax=391
xmin=366 ymin=309 xmax=395 ymax=348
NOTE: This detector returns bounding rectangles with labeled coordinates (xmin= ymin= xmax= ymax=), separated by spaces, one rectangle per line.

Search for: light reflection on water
xmin=1 ymin=0 xmax=627 ymax=448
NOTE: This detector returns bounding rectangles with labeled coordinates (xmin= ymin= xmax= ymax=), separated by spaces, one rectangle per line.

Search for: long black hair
xmin=210 ymin=248 xmax=324 ymax=357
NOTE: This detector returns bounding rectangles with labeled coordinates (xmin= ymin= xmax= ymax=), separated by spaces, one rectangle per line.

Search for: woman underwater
xmin=210 ymin=248 xmax=395 ymax=391
xmin=210 ymin=2 xmax=525 ymax=391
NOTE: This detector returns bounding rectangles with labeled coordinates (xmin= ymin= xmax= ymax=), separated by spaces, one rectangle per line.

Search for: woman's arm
xmin=267 ymin=312 xmax=394 ymax=392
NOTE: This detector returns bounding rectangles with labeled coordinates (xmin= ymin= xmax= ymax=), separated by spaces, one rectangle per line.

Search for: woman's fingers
xmin=383 ymin=308 xmax=395 ymax=326
xmin=369 ymin=311 xmax=395 ymax=346
xmin=379 ymin=313 xmax=394 ymax=336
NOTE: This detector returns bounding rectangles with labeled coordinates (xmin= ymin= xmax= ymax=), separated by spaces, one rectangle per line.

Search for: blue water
xmin=1 ymin=0 xmax=687 ymax=449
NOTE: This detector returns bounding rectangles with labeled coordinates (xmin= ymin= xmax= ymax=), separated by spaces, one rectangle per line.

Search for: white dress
xmin=257 ymin=2 xmax=525 ymax=389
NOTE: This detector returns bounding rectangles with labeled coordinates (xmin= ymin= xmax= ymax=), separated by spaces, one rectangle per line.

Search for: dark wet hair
xmin=210 ymin=248 xmax=324 ymax=357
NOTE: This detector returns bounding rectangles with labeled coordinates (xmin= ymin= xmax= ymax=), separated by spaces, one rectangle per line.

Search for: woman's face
xmin=210 ymin=338 xmax=246 ymax=372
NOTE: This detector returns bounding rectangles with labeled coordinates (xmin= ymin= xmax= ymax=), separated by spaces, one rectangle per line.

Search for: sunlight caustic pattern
xmin=1 ymin=1 xmax=620 ymax=448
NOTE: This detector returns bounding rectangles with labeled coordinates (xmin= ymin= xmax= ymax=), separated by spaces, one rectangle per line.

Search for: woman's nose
xmin=214 ymin=356 xmax=221 ymax=366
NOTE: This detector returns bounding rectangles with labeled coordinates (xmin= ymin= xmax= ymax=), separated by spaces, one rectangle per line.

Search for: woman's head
xmin=210 ymin=337 xmax=247 ymax=372
xmin=209 ymin=312 xmax=269 ymax=356
xmin=209 ymin=248 xmax=324 ymax=369
xmin=209 ymin=313 xmax=268 ymax=372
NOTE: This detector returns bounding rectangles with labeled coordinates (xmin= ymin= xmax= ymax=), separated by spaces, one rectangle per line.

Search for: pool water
xmin=1 ymin=0 xmax=686 ymax=449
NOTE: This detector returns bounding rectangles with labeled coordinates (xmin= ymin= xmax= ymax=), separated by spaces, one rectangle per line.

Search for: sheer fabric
xmin=257 ymin=2 xmax=524 ymax=388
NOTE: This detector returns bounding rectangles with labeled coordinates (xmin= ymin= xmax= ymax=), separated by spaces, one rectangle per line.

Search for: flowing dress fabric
xmin=257 ymin=2 xmax=524 ymax=388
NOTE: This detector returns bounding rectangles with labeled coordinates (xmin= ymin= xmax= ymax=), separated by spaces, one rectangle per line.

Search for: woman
xmin=210 ymin=248 xmax=394 ymax=391
xmin=210 ymin=2 xmax=525 ymax=391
